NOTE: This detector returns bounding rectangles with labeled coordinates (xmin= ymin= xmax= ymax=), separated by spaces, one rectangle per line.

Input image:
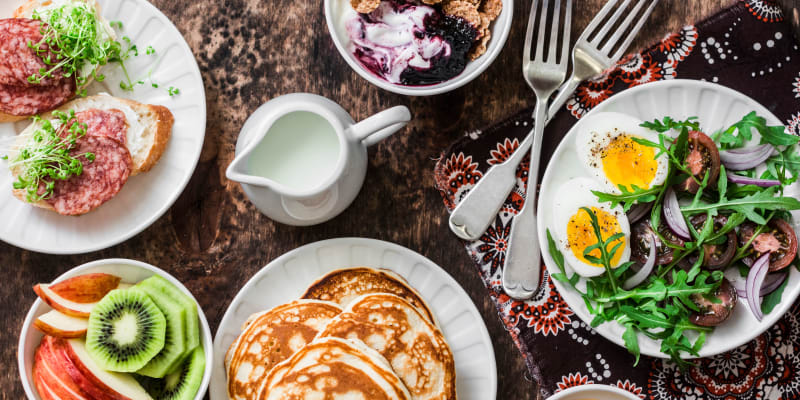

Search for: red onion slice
xmin=761 ymin=271 xmax=788 ymax=295
xmin=719 ymin=144 xmax=774 ymax=171
xmin=745 ymin=252 xmax=771 ymax=321
xmin=732 ymin=270 xmax=787 ymax=298
xmin=727 ymin=173 xmax=781 ymax=187
xmin=664 ymin=188 xmax=691 ymax=241
xmin=623 ymin=233 xmax=656 ymax=290
xmin=626 ymin=202 xmax=652 ymax=224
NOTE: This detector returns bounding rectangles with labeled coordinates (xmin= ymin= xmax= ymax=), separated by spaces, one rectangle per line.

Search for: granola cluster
xmin=349 ymin=0 xmax=502 ymax=60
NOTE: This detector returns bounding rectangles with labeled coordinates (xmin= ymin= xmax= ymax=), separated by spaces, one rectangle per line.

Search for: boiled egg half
xmin=575 ymin=112 xmax=669 ymax=194
xmin=553 ymin=177 xmax=631 ymax=278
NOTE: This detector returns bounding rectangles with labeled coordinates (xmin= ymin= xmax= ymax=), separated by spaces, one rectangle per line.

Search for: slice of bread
xmin=9 ymin=94 xmax=173 ymax=212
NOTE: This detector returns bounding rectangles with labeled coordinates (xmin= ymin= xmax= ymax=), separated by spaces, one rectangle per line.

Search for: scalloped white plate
xmin=0 ymin=0 xmax=206 ymax=254
xmin=538 ymin=79 xmax=800 ymax=359
xmin=210 ymin=237 xmax=497 ymax=400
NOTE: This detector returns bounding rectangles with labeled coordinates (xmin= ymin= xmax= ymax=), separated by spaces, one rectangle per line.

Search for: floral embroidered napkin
xmin=434 ymin=1 xmax=800 ymax=398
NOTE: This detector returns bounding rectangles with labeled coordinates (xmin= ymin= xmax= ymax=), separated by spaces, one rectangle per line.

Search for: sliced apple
xmin=59 ymin=338 xmax=153 ymax=400
xmin=34 ymin=284 xmax=97 ymax=317
xmin=34 ymin=310 xmax=89 ymax=338
xmin=49 ymin=273 xmax=122 ymax=303
xmin=34 ymin=336 xmax=89 ymax=400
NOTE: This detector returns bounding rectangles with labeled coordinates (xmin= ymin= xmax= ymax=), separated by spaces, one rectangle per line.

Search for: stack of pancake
xmin=225 ymin=267 xmax=456 ymax=400
xmin=225 ymin=267 xmax=457 ymax=400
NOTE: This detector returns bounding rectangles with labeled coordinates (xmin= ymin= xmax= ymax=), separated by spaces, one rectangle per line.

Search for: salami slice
xmin=73 ymin=108 xmax=129 ymax=144
xmin=45 ymin=109 xmax=132 ymax=216
xmin=0 ymin=19 xmax=66 ymax=87
xmin=0 ymin=79 xmax=75 ymax=116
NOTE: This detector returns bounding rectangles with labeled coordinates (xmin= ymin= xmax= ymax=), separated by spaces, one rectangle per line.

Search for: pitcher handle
xmin=280 ymin=184 xmax=340 ymax=223
xmin=349 ymin=106 xmax=411 ymax=147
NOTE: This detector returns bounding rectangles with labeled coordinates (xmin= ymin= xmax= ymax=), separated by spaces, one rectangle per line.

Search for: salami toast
xmin=9 ymin=95 xmax=174 ymax=215
xmin=0 ymin=0 xmax=111 ymax=122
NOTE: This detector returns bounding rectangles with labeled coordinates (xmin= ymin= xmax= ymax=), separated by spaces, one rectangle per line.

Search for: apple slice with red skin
xmin=33 ymin=367 xmax=60 ymax=400
xmin=34 ymin=284 xmax=98 ymax=318
xmin=56 ymin=337 xmax=153 ymax=400
xmin=34 ymin=310 xmax=89 ymax=338
xmin=34 ymin=335 xmax=89 ymax=400
xmin=49 ymin=274 xmax=122 ymax=303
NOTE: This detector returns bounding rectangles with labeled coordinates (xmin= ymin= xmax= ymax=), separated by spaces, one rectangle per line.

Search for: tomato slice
xmin=631 ymin=218 xmax=684 ymax=266
xmin=739 ymin=218 xmax=798 ymax=271
xmin=688 ymin=214 xmax=737 ymax=269
xmin=689 ymin=278 xmax=737 ymax=327
xmin=679 ymin=130 xmax=721 ymax=194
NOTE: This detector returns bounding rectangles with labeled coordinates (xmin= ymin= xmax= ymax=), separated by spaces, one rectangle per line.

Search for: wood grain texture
xmin=0 ymin=0 xmax=736 ymax=399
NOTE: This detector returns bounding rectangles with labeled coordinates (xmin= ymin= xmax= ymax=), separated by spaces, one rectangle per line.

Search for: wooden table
xmin=0 ymin=0 xmax=740 ymax=398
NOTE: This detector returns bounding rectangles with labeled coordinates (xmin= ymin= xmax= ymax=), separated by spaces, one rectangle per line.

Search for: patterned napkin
xmin=434 ymin=1 xmax=800 ymax=398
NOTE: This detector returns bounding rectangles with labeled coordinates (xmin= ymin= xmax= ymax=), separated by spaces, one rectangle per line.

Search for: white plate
xmin=18 ymin=258 xmax=214 ymax=400
xmin=537 ymin=79 xmax=800 ymax=359
xmin=0 ymin=0 xmax=206 ymax=254
xmin=324 ymin=0 xmax=513 ymax=96
xmin=210 ymin=237 xmax=498 ymax=400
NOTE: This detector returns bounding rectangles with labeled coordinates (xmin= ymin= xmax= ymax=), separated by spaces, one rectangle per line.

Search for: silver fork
xmin=502 ymin=0 xmax=571 ymax=300
xmin=448 ymin=0 xmax=659 ymax=243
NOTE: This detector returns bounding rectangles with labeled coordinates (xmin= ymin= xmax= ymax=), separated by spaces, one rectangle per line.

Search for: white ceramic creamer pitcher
xmin=226 ymin=93 xmax=411 ymax=226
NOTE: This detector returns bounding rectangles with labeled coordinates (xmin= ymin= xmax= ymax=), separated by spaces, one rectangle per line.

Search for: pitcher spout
xmin=225 ymin=149 xmax=273 ymax=188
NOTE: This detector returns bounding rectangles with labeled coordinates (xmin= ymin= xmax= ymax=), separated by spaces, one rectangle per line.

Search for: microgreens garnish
xmin=5 ymin=110 xmax=92 ymax=202
xmin=168 ymin=86 xmax=180 ymax=96
xmin=27 ymin=2 xmax=122 ymax=96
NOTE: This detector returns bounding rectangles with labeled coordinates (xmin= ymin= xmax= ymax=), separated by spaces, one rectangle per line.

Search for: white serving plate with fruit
xmin=18 ymin=258 xmax=213 ymax=400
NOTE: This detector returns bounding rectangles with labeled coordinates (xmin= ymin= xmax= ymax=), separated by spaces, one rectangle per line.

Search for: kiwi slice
xmin=137 ymin=275 xmax=200 ymax=351
xmin=86 ymin=287 xmax=166 ymax=372
xmin=138 ymin=346 xmax=206 ymax=400
xmin=136 ymin=286 xmax=187 ymax=378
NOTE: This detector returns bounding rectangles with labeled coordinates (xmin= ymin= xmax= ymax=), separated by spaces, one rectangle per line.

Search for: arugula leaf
xmin=680 ymin=186 xmax=800 ymax=224
xmin=766 ymin=144 xmax=800 ymax=185
xmin=761 ymin=275 xmax=789 ymax=315
xmin=640 ymin=116 xmax=700 ymax=133
xmin=592 ymin=185 xmax=660 ymax=212
xmin=622 ymin=324 xmax=640 ymax=365
xmin=547 ymin=230 xmax=580 ymax=288
xmin=761 ymin=124 xmax=799 ymax=146
xmin=716 ymin=111 xmax=797 ymax=149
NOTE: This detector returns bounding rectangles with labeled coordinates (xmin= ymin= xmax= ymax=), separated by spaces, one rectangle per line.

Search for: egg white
xmin=553 ymin=177 xmax=631 ymax=278
xmin=575 ymin=111 xmax=669 ymax=194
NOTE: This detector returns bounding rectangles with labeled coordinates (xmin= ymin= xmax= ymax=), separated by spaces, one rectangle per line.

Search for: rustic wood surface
xmin=0 ymin=0 xmax=754 ymax=398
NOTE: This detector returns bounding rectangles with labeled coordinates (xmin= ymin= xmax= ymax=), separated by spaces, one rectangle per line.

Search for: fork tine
xmin=560 ymin=0 xmax=572 ymax=65
xmin=577 ymin=0 xmax=619 ymax=41
xmin=523 ymin=0 xmax=540 ymax=62
xmin=600 ymin=0 xmax=646 ymax=55
xmin=535 ymin=0 xmax=549 ymax=62
xmin=547 ymin=0 xmax=561 ymax=63
xmin=588 ymin=0 xmax=632 ymax=45
xmin=611 ymin=0 xmax=659 ymax=60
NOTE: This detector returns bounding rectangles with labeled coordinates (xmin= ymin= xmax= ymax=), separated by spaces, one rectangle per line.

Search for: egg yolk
xmin=601 ymin=134 xmax=657 ymax=189
xmin=567 ymin=207 xmax=625 ymax=268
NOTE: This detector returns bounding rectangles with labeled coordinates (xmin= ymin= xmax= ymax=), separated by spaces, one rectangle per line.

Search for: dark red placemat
xmin=434 ymin=1 xmax=800 ymax=398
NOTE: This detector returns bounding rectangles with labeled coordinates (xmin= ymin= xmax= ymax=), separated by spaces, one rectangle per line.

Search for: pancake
xmin=258 ymin=337 xmax=412 ymax=400
xmin=301 ymin=267 xmax=436 ymax=325
xmin=225 ymin=300 xmax=343 ymax=400
xmin=316 ymin=293 xmax=456 ymax=400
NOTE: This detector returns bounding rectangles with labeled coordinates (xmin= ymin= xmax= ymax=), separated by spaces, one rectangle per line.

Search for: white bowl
xmin=324 ymin=0 xmax=513 ymax=96
xmin=546 ymin=384 xmax=640 ymax=400
xmin=18 ymin=259 xmax=213 ymax=400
